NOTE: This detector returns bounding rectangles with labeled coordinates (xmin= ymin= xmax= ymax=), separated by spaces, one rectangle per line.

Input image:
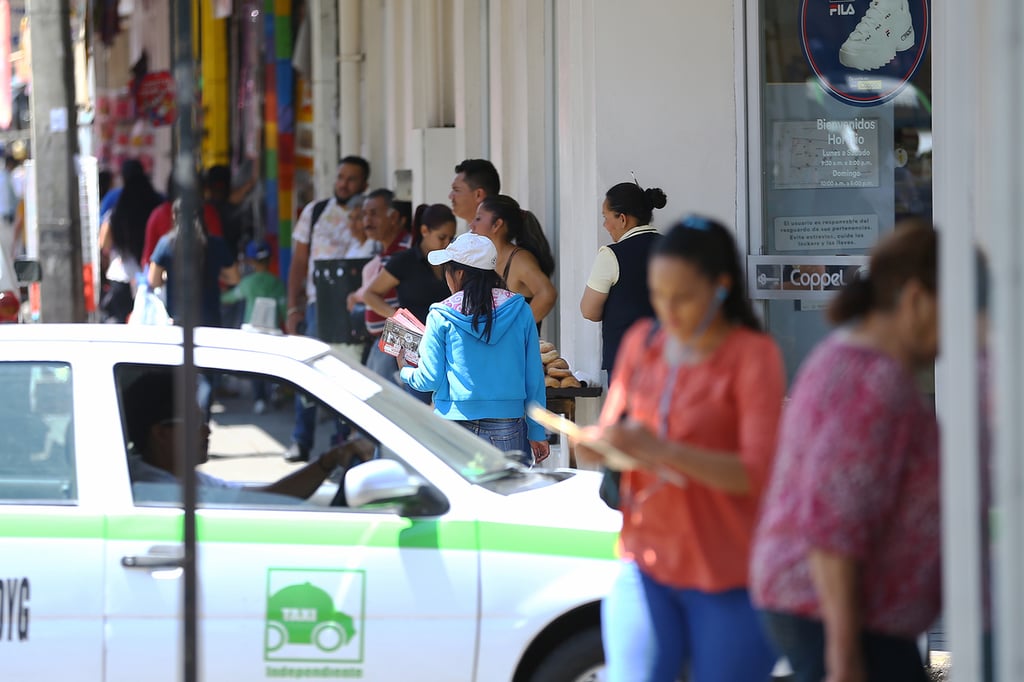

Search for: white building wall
xmin=558 ymin=0 xmax=739 ymax=416
xmin=350 ymin=0 xmax=739 ymax=423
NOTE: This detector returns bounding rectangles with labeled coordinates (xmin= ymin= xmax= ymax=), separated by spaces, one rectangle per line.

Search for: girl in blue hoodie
xmin=400 ymin=233 xmax=550 ymax=464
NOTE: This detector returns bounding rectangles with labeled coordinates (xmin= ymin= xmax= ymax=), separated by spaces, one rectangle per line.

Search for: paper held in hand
xmin=378 ymin=308 xmax=426 ymax=366
xmin=527 ymin=402 xmax=687 ymax=487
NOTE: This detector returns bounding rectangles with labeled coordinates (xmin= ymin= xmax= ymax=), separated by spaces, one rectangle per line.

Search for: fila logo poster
xmin=800 ymin=0 xmax=930 ymax=106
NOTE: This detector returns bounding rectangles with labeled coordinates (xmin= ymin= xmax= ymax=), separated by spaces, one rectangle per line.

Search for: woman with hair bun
xmin=581 ymin=180 xmax=669 ymax=379
xmin=752 ymin=220 xmax=940 ymax=681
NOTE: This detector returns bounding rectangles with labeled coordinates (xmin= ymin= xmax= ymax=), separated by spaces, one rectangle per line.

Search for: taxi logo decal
xmin=264 ymin=569 xmax=365 ymax=665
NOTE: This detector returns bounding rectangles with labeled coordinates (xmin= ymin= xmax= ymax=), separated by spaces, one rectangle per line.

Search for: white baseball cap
xmin=427 ymin=233 xmax=498 ymax=270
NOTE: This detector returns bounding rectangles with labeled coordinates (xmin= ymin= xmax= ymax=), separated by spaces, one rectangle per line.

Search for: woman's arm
xmin=597 ymin=420 xmax=752 ymax=494
xmin=580 ymin=286 xmax=608 ymax=322
xmin=98 ymin=216 xmax=113 ymax=252
xmin=511 ymin=253 xmax=557 ymax=322
xmin=809 ymin=549 xmax=866 ymax=682
xmin=363 ymin=269 xmax=401 ymax=319
xmin=147 ymin=262 xmax=165 ymax=289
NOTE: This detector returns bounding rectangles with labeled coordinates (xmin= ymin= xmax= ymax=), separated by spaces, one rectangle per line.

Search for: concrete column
xmin=338 ymin=0 xmax=362 ymax=157
xmin=487 ymin=0 xmax=548 ymax=212
xmin=27 ymin=0 xmax=84 ymax=323
xmin=452 ymin=0 xmax=487 ymax=160
xmin=309 ymin=0 xmax=339 ymax=198
xmin=555 ymin=0 xmax=601 ymax=424
xmin=362 ymin=0 xmax=386 ymax=185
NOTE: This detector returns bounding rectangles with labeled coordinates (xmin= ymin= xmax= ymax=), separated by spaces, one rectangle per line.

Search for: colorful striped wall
xmin=263 ymin=0 xmax=296 ymax=283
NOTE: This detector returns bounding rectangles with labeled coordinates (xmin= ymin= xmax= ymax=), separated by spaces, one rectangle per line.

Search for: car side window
xmin=115 ymin=365 xmax=372 ymax=511
xmin=0 ymin=362 xmax=76 ymax=503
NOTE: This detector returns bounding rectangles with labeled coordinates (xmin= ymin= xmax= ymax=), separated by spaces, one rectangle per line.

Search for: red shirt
xmin=141 ymin=201 xmax=224 ymax=266
xmin=603 ymin=320 xmax=785 ymax=591
xmin=751 ymin=332 xmax=940 ymax=638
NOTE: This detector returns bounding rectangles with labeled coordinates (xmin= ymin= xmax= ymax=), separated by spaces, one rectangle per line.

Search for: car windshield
xmin=312 ymin=353 xmax=511 ymax=483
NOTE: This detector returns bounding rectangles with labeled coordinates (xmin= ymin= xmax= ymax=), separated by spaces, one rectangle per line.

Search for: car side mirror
xmin=13 ymin=259 xmax=41 ymax=284
xmin=344 ymin=459 xmax=422 ymax=509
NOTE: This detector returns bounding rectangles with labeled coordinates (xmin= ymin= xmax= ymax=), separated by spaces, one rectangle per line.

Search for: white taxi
xmin=0 ymin=324 xmax=621 ymax=682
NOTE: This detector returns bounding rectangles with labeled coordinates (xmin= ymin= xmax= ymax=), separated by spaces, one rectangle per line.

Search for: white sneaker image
xmin=839 ymin=0 xmax=915 ymax=71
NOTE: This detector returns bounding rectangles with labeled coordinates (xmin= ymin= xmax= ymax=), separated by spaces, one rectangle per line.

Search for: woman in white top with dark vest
xmin=580 ymin=180 xmax=668 ymax=379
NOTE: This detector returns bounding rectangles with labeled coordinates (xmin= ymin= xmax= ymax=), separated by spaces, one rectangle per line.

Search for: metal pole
xmin=171 ymin=0 xmax=200 ymax=680
xmin=26 ymin=0 xmax=84 ymax=323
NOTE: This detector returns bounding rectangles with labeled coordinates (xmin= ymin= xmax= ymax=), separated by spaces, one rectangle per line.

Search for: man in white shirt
xmin=284 ymin=156 xmax=370 ymax=462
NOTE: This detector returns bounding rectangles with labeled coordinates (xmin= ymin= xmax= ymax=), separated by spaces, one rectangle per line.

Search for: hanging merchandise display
xmin=135 ymin=71 xmax=175 ymax=126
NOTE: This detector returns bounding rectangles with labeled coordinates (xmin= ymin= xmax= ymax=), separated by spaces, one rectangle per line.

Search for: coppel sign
xmin=748 ymin=256 xmax=868 ymax=301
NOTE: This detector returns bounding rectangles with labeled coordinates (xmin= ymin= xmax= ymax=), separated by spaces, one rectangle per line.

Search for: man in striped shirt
xmin=360 ymin=189 xmax=412 ymax=380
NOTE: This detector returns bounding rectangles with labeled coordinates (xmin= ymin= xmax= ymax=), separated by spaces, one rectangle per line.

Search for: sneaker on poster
xmin=839 ymin=0 xmax=915 ymax=72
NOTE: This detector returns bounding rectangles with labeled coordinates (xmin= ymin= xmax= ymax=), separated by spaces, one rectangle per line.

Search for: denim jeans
xmin=760 ymin=610 xmax=928 ymax=682
xmin=292 ymin=301 xmax=347 ymax=450
xmin=365 ymin=339 xmax=401 ymax=383
xmin=603 ymin=561 xmax=777 ymax=682
xmin=457 ymin=417 xmax=529 ymax=454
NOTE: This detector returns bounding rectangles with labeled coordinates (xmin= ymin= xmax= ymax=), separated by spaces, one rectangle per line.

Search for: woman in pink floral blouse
xmin=751 ymin=221 xmax=939 ymax=682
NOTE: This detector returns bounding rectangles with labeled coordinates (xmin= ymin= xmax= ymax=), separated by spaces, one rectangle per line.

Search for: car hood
xmin=485 ymin=468 xmax=622 ymax=533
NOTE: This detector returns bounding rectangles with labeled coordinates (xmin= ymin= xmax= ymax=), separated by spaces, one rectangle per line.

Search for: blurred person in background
xmin=99 ymin=159 xmax=163 ymax=323
xmin=221 ymin=239 xmax=287 ymax=415
xmin=141 ymin=171 xmax=223 ymax=267
xmin=576 ymin=216 xmax=784 ymax=682
xmin=147 ymin=199 xmax=239 ymax=327
xmin=751 ymin=221 xmax=940 ymax=682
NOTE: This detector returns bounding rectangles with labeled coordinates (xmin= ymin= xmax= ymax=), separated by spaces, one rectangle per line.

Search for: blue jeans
xmin=760 ymin=611 xmax=927 ymax=682
xmin=293 ymin=301 xmax=347 ymax=450
xmin=365 ymin=339 xmax=400 ymax=381
xmin=602 ymin=561 xmax=777 ymax=682
xmin=457 ymin=417 xmax=529 ymax=454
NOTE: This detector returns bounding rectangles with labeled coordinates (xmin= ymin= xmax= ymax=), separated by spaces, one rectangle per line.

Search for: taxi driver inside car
xmin=123 ymin=369 xmax=373 ymax=499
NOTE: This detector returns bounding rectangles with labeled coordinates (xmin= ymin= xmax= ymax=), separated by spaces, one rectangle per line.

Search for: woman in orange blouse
xmin=578 ymin=215 xmax=785 ymax=682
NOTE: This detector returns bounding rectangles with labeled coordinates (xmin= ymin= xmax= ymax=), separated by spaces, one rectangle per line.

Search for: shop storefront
xmin=748 ymin=0 xmax=932 ymax=381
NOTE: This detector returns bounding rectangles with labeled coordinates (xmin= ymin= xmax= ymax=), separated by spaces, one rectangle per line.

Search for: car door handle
xmin=121 ymin=546 xmax=184 ymax=569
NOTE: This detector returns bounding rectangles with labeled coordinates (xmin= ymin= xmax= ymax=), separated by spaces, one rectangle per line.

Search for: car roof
xmin=0 ymin=324 xmax=333 ymax=364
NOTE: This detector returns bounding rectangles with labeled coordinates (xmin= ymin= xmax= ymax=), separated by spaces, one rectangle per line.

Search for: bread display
xmin=538 ymin=340 xmax=584 ymax=390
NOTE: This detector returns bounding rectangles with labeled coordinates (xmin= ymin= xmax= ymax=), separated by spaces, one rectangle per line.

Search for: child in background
xmin=221 ymin=240 xmax=287 ymax=413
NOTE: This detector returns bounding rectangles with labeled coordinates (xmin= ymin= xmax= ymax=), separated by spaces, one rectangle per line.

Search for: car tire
xmin=529 ymin=627 xmax=604 ymax=682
